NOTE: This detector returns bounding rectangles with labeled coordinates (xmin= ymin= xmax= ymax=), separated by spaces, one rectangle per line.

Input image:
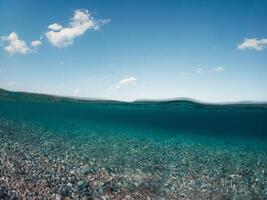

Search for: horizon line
xmin=1 ymin=87 xmax=267 ymax=105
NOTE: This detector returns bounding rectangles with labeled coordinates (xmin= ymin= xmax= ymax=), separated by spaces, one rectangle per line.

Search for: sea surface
xmin=0 ymin=90 xmax=267 ymax=199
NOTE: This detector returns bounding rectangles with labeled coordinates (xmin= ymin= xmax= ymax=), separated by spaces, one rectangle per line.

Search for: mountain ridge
xmin=1 ymin=88 xmax=267 ymax=106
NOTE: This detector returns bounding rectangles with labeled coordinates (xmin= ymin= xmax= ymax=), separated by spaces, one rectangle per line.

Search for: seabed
xmin=0 ymin=95 xmax=267 ymax=199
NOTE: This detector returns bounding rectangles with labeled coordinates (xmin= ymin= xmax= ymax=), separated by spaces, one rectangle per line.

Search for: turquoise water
xmin=1 ymin=99 xmax=267 ymax=137
xmin=0 ymin=93 xmax=267 ymax=199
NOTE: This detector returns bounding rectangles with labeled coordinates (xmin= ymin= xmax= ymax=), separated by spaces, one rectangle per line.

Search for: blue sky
xmin=0 ymin=0 xmax=266 ymax=102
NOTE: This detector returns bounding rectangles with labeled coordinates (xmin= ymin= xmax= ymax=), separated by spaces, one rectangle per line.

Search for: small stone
xmin=102 ymin=182 xmax=117 ymax=195
xmin=80 ymin=166 xmax=91 ymax=175
xmin=67 ymin=183 xmax=73 ymax=187
xmin=0 ymin=186 xmax=8 ymax=199
xmin=60 ymin=186 xmax=69 ymax=197
xmin=78 ymin=180 xmax=85 ymax=187
xmin=8 ymin=191 xmax=18 ymax=200
xmin=70 ymin=170 xmax=75 ymax=175
xmin=55 ymin=194 xmax=62 ymax=200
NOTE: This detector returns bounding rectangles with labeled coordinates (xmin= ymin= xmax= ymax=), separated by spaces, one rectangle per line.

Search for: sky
xmin=0 ymin=0 xmax=267 ymax=102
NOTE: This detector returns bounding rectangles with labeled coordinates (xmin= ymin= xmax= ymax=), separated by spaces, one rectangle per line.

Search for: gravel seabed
xmin=0 ymin=118 xmax=267 ymax=200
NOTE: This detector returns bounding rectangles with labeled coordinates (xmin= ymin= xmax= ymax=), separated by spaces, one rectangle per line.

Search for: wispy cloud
xmin=45 ymin=9 xmax=110 ymax=47
xmin=73 ymin=88 xmax=79 ymax=95
xmin=116 ymin=76 xmax=137 ymax=89
xmin=194 ymin=66 xmax=224 ymax=75
xmin=1 ymin=32 xmax=30 ymax=55
xmin=238 ymin=38 xmax=267 ymax=51
xmin=179 ymin=73 xmax=188 ymax=77
xmin=196 ymin=67 xmax=203 ymax=74
xmin=8 ymin=81 xmax=16 ymax=86
xmin=108 ymin=76 xmax=137 ymax=91
xmin=81 ymin=75 xmax=109 ymax=84
xmin=97 ymin=75 xmax=110 ymax=82
xmin=210 ymin=66 xmax=224 ymax=72
xmin=107 ymin=86 xmax=113 ymax=91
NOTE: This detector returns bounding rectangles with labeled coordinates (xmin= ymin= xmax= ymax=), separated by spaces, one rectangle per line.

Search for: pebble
xmin=55 ymin=194 xmax=62 ymax=200
xmin=60 ymin=186 xmax=69 ymax=197
xmin=70 ymin=170 xmax=75 ymax=175
xmin=0 ymin=186 xmax=8 ymax=199
xmin=67 ymin=183 xmax=73 ymax=187
xmin=80 ymin=166 xmax=91 ymax=175
xmin=78 ymin=180 xmax=85 ymax=187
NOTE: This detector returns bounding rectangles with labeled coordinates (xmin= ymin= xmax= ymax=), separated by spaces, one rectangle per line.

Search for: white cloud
xmin=107 ymin=86 xmax=113 ymax=91
xmin=31 ymin=40 xmax=42 ymax=47
xmin=92 ymin=19 xmax=110 ymax=30
xmin=2 ymin=32 xmax=30 ymax=55
xmin=195 ymin=66 xmax=224 ymax=74
xmin=116 ymin=76 xmax=137 ymax=89
xmin=210 ymin=66 xmax=224 ymax=72
xmin=196 ymin=67 xmax=203 ymax=74
xmin=48 ymin=23 xmax=63 ymax=31
xmin=238 ymin=38 xmax=267 ymax=51
xmin=45 ymin=9 xmax=110 ymax=47
xmin=180 ymin=73 xmax=188 ymax=76
xmin=8 ymin=81 xmax=16 ymax=86
xmin=98 ymin=75 xmax=110 ymax=82
xmin=73 ymin=88 xmax=79 ymax=95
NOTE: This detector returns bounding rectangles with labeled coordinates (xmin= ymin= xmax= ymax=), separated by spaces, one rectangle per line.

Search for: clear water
xmin=0 ymin=95 xmax=267 ymax=199
xmin=1 ymin=99 xmax=267 ymax=136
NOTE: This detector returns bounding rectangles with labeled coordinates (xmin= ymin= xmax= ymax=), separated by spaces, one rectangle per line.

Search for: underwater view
xmin=0 ymin=89 xmax=267 ymax=199
xmin=1 ymin=0 xmax=267 ymax=199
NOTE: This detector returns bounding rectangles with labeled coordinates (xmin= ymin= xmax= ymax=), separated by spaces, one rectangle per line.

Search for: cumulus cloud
xmin=31 ymin=40 xmax=42 ymax=47
xmin=210 ymin=66 xmax=224 ymax=72
xmin=2 ymin=32 xmax=30 ymax=55
xmin=238 ymin=38 xmax=267 ymax=51
xmin=116 ymin=76 xmax=137 ymax=89
xmin=48 ymin=23 xmax=63 ymax=31
xmin=45 ymin=9 xmax=110 ymax=47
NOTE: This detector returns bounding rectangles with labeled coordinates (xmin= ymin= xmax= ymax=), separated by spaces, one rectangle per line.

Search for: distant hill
xmin=0 ymin=88 xmax=266 ymax=109
xmin=0 ymin=88 xmax=121 ymax=104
